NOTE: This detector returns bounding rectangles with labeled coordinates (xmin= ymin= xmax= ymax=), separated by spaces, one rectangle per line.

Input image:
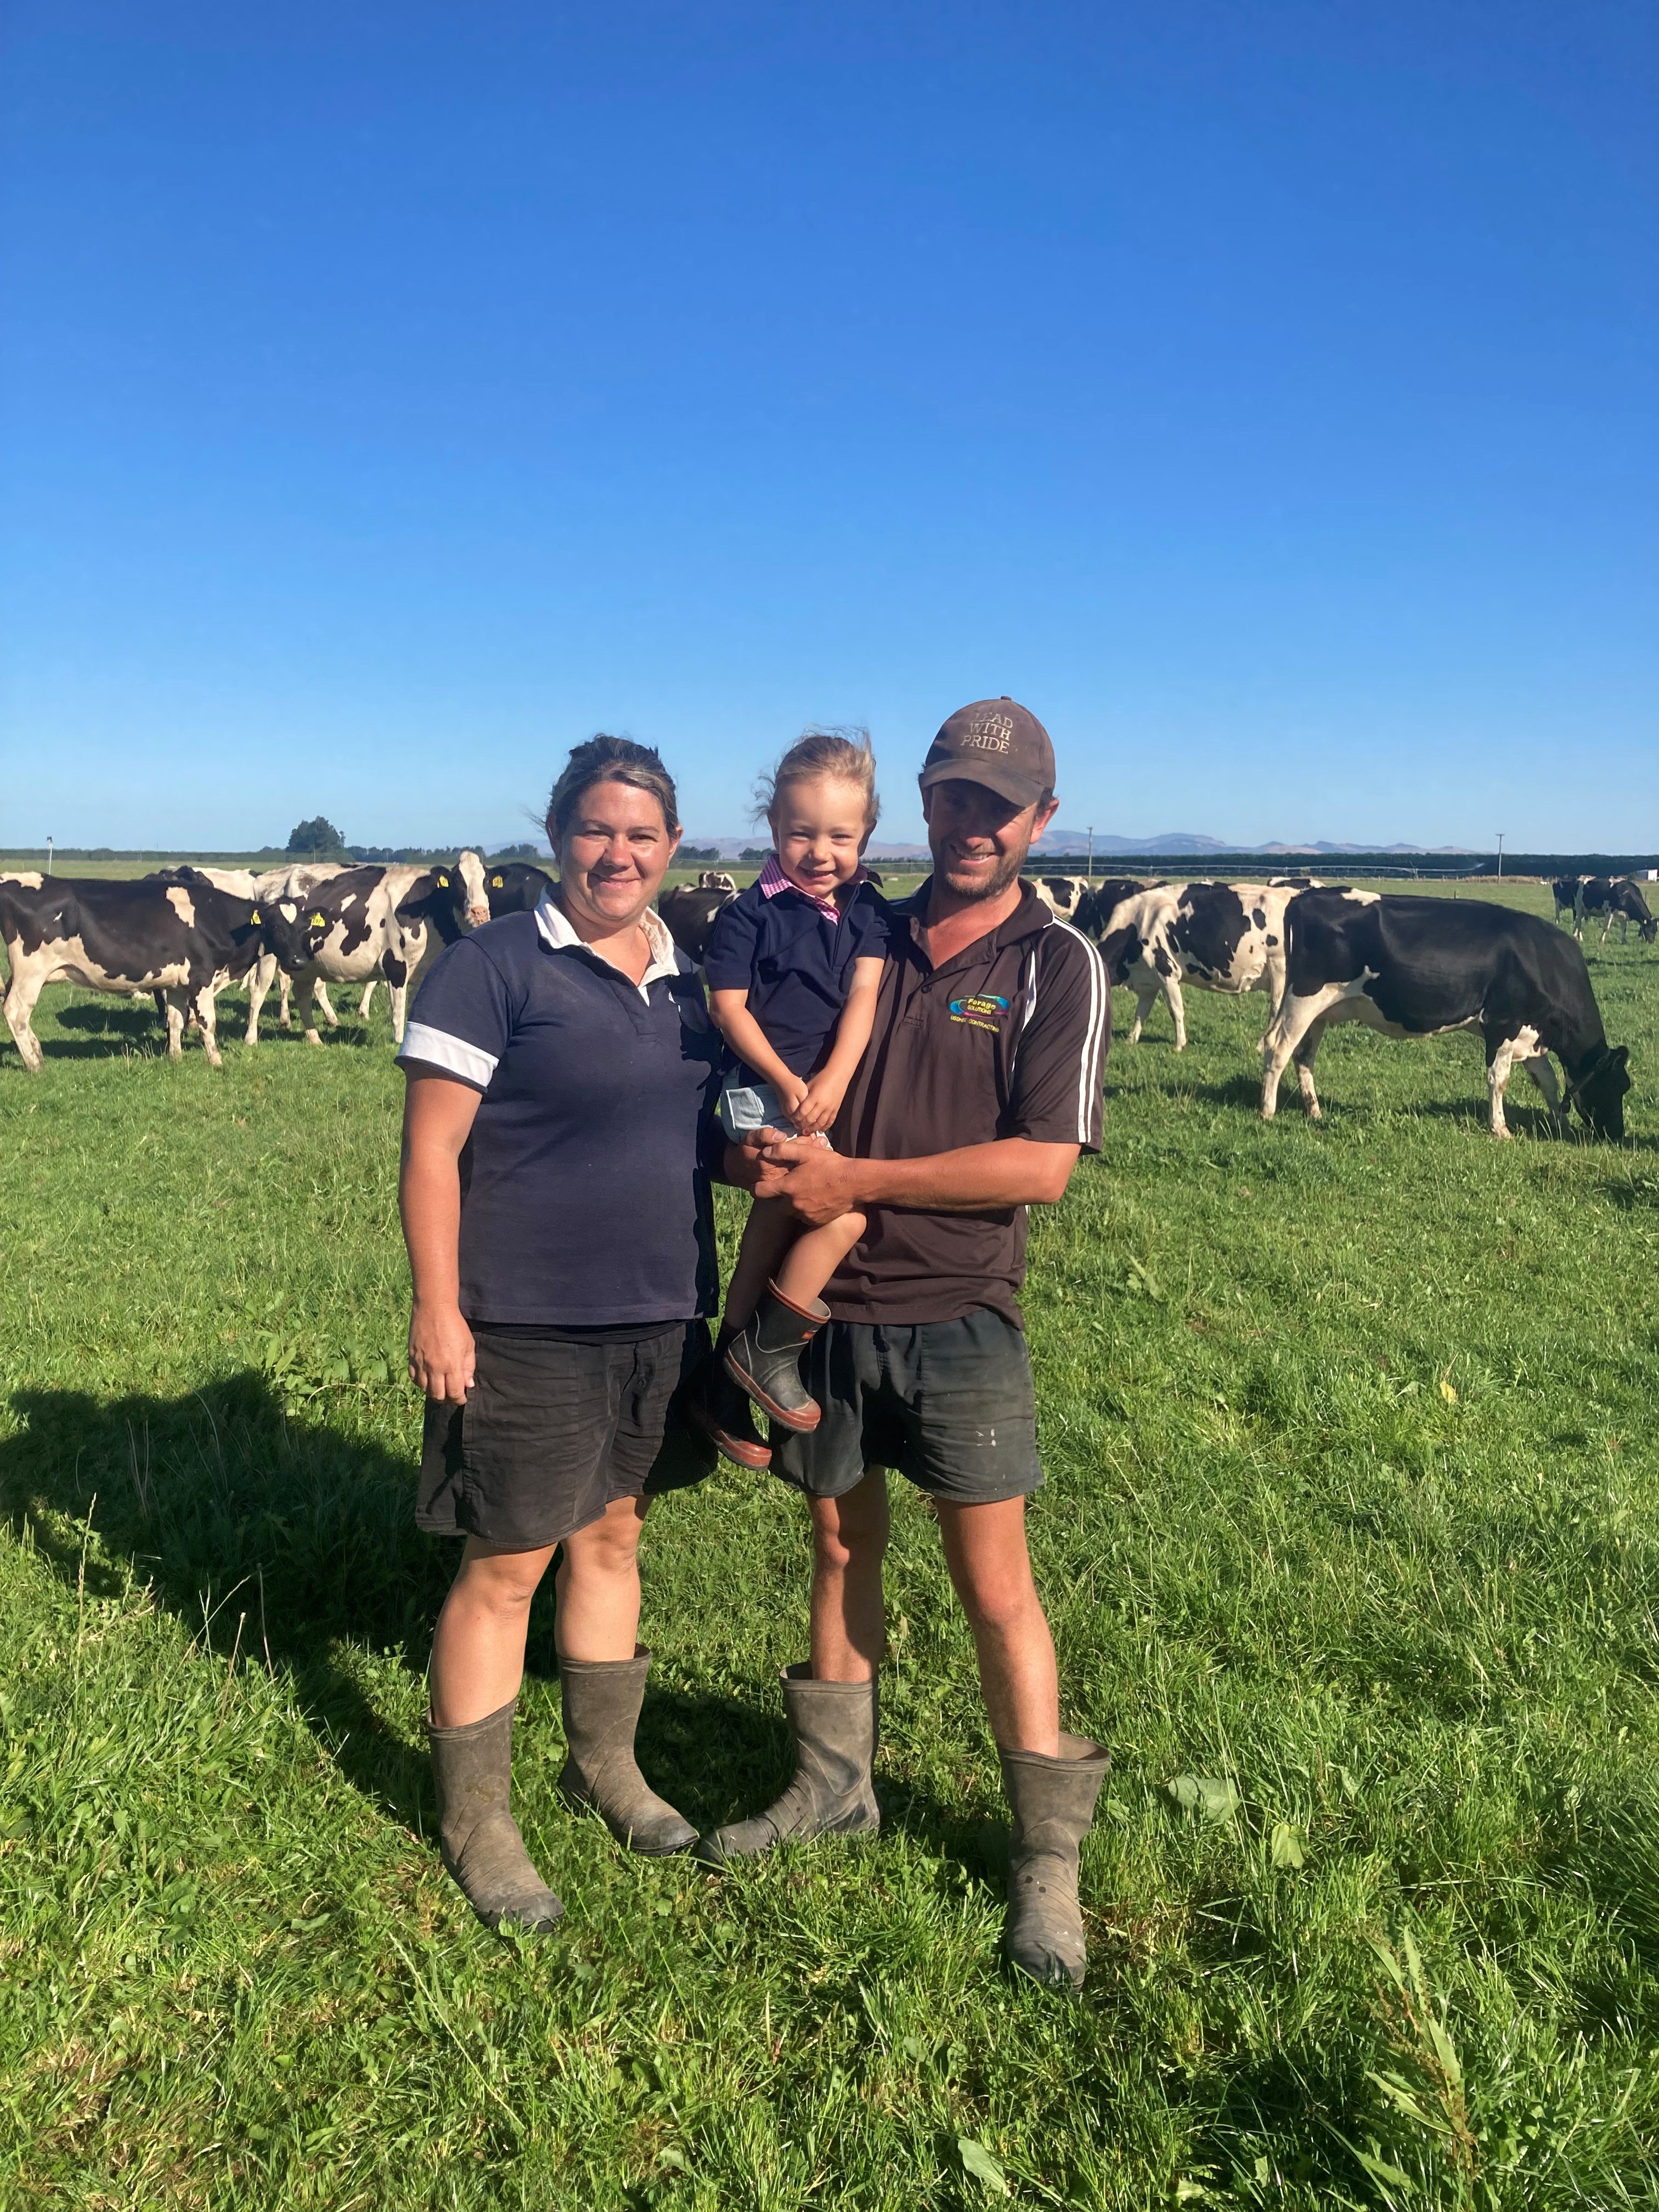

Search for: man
xmin=701 ymin=698 xmax=1111 ymax=1989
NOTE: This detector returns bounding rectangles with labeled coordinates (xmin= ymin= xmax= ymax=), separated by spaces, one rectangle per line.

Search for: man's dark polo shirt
xmin=825 ymin=881 xmax=1108 ymax=1328
xmin=703 ymin=876 xmax=891 ymax=1080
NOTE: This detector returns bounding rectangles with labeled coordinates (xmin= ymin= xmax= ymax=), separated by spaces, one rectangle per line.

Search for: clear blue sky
xmin=2 ymin=1 xmax=1655 ymax=853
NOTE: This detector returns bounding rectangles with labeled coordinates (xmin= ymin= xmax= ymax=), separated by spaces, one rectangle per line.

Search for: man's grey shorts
xmin=770 ymin=1307 xmax=1043 ymax=1505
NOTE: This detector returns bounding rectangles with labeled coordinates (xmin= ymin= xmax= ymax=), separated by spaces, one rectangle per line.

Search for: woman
xmin=398 ymin=735 xmax=721 ymax=1934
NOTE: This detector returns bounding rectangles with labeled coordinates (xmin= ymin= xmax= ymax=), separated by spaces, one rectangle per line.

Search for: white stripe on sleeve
xmin=1051 ymin=919 xmax=1107 ymax=1142
xmin=397 ymin=1022 xmax=499 ymax=1089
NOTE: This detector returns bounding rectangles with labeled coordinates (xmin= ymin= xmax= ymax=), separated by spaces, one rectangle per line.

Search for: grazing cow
xmin=281 ymin=864 xmax=482 ymax=1045
xmin=1260 ymin=890 xmax=1631 ymax=1138
xmin=1094 ymin=882 xmax=1302 ymax=1049
xmin=659 ymin=881 xmax=739 ymax=963
xmin=1576 ymin=876 xmax=1656 ymax=946
xmin=693 ymin=869 xmax=738 ymax=893
xmin=0 ymin=875 xmax=307 ymax=1071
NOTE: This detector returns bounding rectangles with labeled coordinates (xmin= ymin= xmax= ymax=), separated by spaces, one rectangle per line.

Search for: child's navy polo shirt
xmin=702 ymin=877 xmax=891 ymax=1079
xmin=397 ymin=899 xmax=723 ymax=1328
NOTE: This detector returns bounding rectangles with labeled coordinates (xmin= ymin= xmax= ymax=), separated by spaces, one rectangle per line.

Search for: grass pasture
xmin=2 ymin=882 xmax=1657 ymax=2209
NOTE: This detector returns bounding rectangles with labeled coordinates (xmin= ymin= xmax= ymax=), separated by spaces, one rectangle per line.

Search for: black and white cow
xmin=1093 ymin=882 xmax=1302 ymax=1049
xmin=280 ymin=864 xmax=488 ymax=1045
xmin=1576 ymin=876 xmax=1656 ymax=946
xmin=693 ymin=869 xmax=738 ymax=894
xmin=1550 ymin=876 xmax=1587 ymax=930
xmin=0 ymin=875 xmax=308 ymax=1071
xmin=473 ymin=859 xmax=555 ymax=918
xmin=659 ymin=881 xmax=740 ymax=963
xmin=1260 ymin=889 xmax=1631 ymax=1137
xmin=353 ymin=853 xmax=489 ymax=1022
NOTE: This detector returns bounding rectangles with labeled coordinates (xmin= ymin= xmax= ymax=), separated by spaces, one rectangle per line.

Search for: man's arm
xmin=751 ymin=1134 xmax=1080 ymax=1224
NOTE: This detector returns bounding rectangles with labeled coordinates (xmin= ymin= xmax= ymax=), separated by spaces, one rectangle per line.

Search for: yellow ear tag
xmin=492 ymin=874 xmax=503 ymax=888
xmin=437 ymin=873 xmax=449 ymax=886
xmin=309 ymin=911 xmax=326 ymax=927
xmin=249 ymin=908 xmax=261 ymax=923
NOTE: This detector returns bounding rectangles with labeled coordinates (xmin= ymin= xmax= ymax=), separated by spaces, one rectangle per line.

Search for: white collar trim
xmin=534 ymin=888 xmax=680 ymax=999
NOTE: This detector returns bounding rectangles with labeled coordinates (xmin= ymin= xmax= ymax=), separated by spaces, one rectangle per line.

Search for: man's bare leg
xmin=808 ymin=1470 xmax=890 ymax=1680
xmin=935 ymin=1496 xmax=1060 ymax=1754
xmin=695 ymin=1470 xmax=888 ymax=1861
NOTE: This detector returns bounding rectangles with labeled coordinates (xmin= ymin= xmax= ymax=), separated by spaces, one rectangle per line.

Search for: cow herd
xmin=0 ymin=856 xmax=1642 ymax=1139
xmin=0 ymin=853 xmax=556 ymax=1071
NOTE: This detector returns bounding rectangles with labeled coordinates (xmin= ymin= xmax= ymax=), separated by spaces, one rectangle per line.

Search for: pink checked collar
xmin=757 ymin=852 xmax=868 ymax=923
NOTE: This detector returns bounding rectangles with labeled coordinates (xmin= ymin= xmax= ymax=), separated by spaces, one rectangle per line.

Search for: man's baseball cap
xmin=917 ymin=697 xmax=1054 ymax=810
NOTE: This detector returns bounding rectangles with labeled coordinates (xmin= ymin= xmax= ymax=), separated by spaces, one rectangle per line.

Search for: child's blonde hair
xmin=754 ymin=727 xmax=881 ymax=832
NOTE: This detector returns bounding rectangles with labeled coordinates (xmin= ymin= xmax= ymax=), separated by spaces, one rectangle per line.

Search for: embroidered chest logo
xmin=948 ymin=991 xmax=1010 ymax=1032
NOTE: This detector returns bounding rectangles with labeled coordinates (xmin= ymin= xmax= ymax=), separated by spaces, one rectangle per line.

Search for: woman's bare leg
xmin=428 ymin=1495 xmax=649 ymax=1724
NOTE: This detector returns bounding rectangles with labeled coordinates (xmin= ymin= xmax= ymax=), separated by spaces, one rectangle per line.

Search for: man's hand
xmin=792 ymin=1069 xmax=847 ymax=1135
xmin=409 ymin=1300 xmax=476 ymax=1404
xmin=756 ymin=1136 xmax=866 ymax=1224
xmin=722 ymin=1138 xmax=772 ymax=1194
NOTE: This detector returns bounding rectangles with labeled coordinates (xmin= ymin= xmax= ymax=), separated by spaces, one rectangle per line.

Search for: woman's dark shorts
xmin=417 ymin=1321 xmax=716 ymax=1550
xmin=770 ymin=1307 xmax=1043 ymax=1505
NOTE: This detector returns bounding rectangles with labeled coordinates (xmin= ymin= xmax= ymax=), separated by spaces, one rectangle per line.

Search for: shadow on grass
xmin=0 ymin=1374 xmax=797 ymax=1842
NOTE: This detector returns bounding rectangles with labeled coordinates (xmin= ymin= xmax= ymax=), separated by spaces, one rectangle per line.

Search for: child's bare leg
xmin=721 ymin=1195 xmax=799 ymax=1339
xmin=775 ymin=1211 xmax=867 ymax=1307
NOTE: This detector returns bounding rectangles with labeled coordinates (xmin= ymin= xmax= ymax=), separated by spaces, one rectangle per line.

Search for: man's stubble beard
xmin=932 ymin=838 xmax=1031 ymax=904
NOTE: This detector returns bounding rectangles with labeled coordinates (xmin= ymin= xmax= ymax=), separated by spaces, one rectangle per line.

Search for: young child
xmin=693 ymin=730 xmax=890 ymax=1466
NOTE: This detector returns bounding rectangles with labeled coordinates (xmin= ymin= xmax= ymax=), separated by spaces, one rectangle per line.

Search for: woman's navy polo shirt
xmin=702 ymin=877 xmax=891 ymax=1079
xmin=397 ymin=899 xmax=723 ymax=1327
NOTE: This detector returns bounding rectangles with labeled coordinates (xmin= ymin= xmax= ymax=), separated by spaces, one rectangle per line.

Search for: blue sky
xmin=2 ymin=1 xmax=1655 ymax=853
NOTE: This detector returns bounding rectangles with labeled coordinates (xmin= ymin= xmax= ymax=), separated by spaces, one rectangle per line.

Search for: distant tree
xmin=677 ymin=844 xmax=720 ymax=862
xmin=738 ymin=847 xmax=774 ymax=864
xmin=491 ymin=842 xmax=541 ymax=861
xmin=287 ymin=816 xmax=344 ymax=855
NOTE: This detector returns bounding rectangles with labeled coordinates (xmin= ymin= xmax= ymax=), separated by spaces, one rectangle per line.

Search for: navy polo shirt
xmin=702 ymin=877 xmax=891 ymax=1079
xmin=397 ymin=899 xmax=723 ymax=1328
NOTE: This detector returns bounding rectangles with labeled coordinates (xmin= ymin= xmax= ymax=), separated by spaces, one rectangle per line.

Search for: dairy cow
xmin=1261 ymin=889 xmax=1631 ymax=1137
xmin=354 ymin=853 xmax=489 ymax=1021
xmin=693 ymin=870 xmax=738 ymax=893
xmin=1576 ymin=876 xmax=1656 ymax=946
xmin=1093 ymin=882 xmax=1303 ymax=1049
xmin=659 ymin=881 xmax=739 ymax=963
xmin=1550 ymin=876 xmax=1587 ymax=930
xmin=284 ymin=864 xmax=481 ymax=1045
xmin=471 ymin=860 xmax=555 ymax=918
xmin=0 ymin=875 xmax=308 ymax=1071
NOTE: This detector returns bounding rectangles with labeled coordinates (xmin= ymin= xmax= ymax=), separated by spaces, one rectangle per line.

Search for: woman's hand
xmin=409 ymin=1300 xmax=476 ymax=1404
xmin=792 ymin=1070 xmax=847 ymax=1134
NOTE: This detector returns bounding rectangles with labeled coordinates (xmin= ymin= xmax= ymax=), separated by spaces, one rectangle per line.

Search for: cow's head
xmin=1573 ymin=1043 xmax=1632 ymax=1139
xmin=454 ymin=850 xmax=491 ymax=928
xmin=1640 ymin=917 xmax=1657 ymax=944
xmin=247 ymin=897 xmax=324 ymax=969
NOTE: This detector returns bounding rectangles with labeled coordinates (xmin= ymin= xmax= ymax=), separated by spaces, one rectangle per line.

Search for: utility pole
xmin=46 ymin=836 xmax=53 ymax=878
xmin=1087 ymin=826 xmax=1094 ymax=884
xmin=1496 ymin=832 xmax=1504 ymax=880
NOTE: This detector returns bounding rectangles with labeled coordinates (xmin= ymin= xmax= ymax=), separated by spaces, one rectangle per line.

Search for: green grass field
xmin=2 ymin=881 xmax=1656 ymax=2209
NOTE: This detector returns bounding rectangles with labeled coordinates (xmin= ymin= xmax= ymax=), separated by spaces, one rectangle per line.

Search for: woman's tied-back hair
xmin=545 ymin=734 xmax=681 ymax=845
xmin=755 ymin=726 xmax=881 ymax=831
